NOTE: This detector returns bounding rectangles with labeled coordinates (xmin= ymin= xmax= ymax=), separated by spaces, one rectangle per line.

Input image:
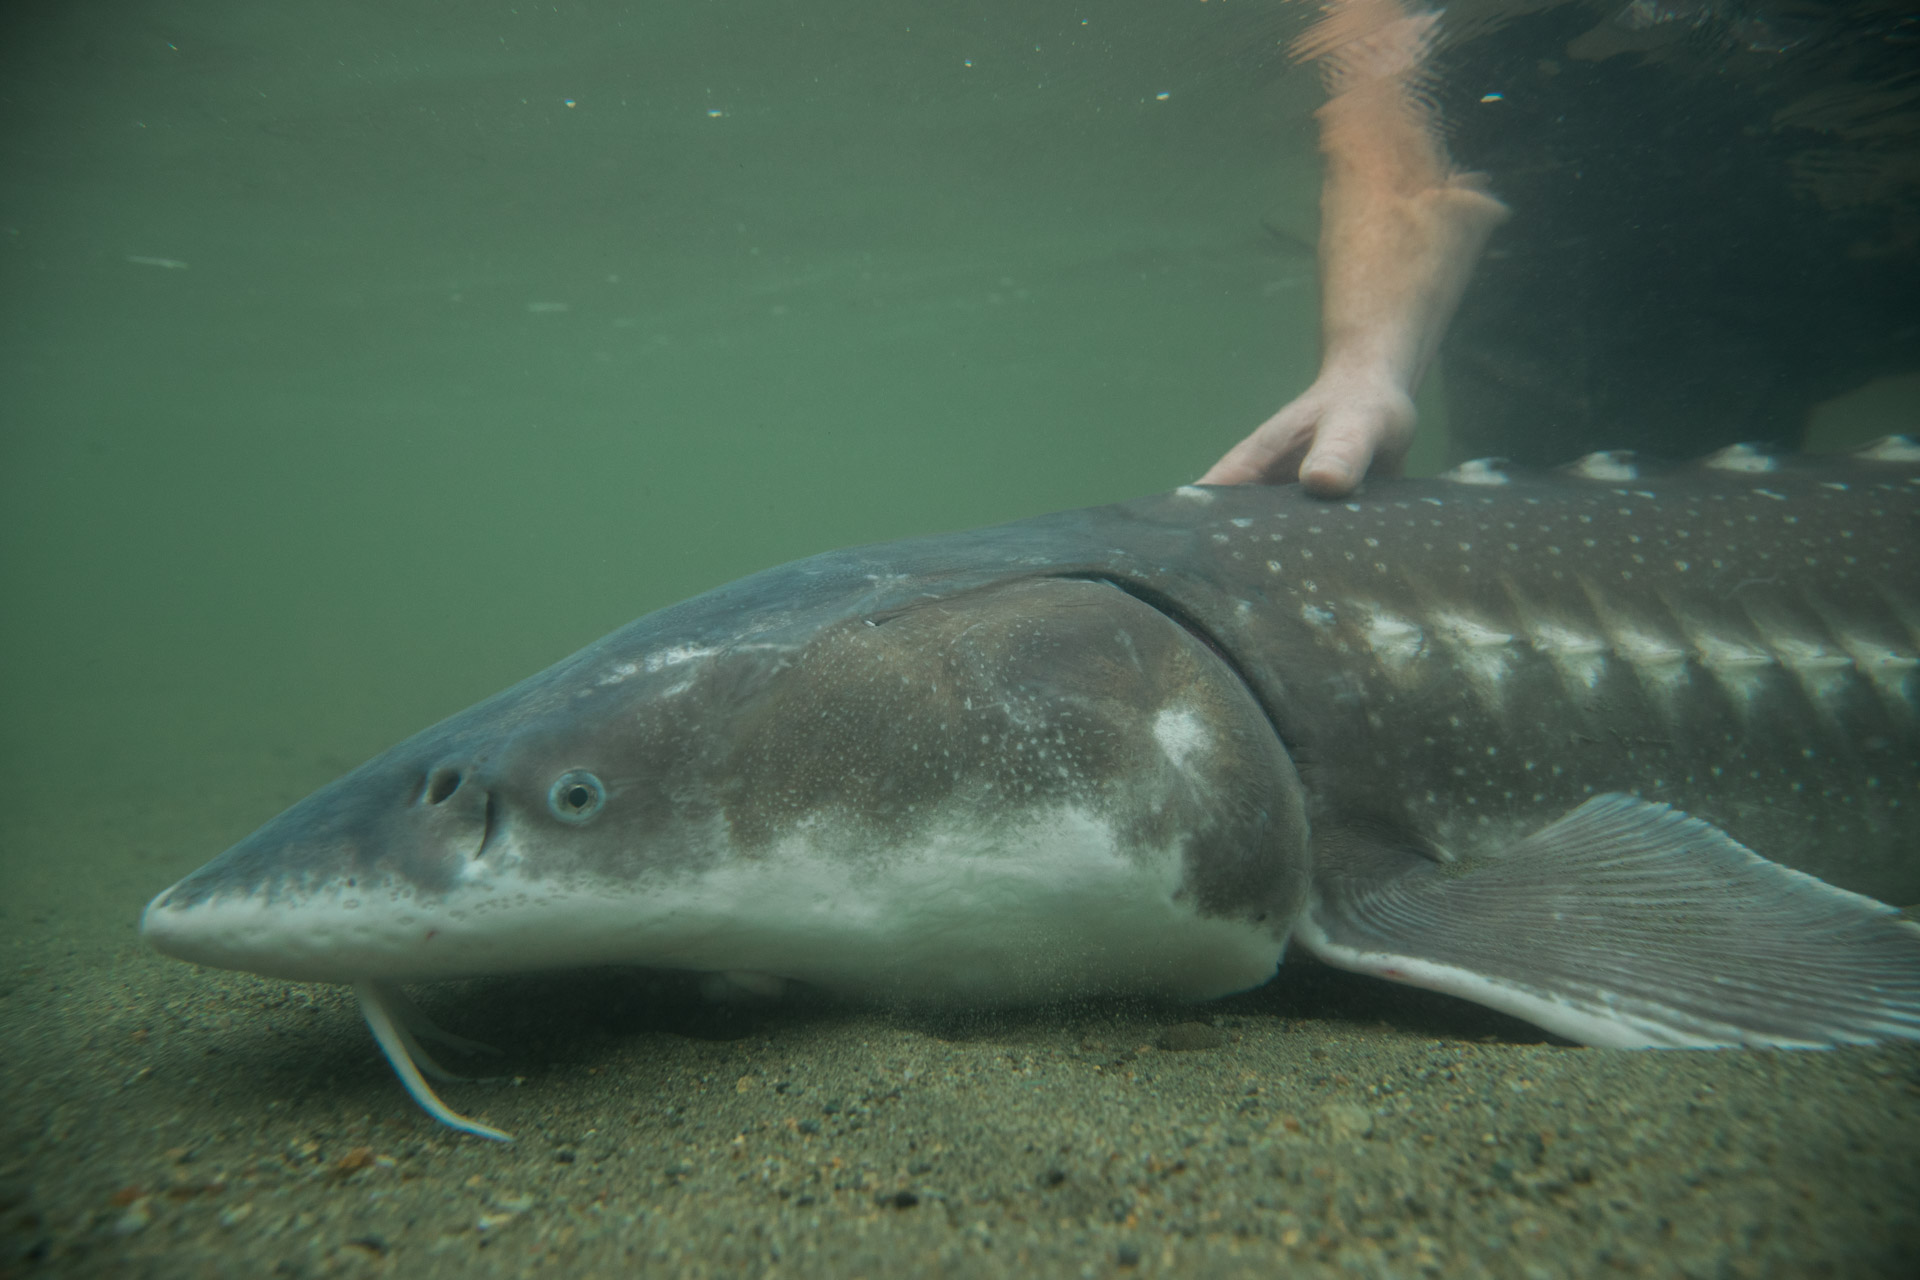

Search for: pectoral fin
xmin=1297 ymin=794 xmax=1920 ymax=1048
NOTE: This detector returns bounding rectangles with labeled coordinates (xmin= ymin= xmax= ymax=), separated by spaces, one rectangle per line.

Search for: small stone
xmin=1320 ymin=1102 xmax=1375 ymax=1140
xmin=1116 ymin=1242 xmax=1142 ymax=1267
xmin=1155 ymin=1023 xmax=1225 ymax=1052
xmin=217 ymin=1203 xmax=254 ymax=1230
xmin=1039 ymin=1167 xmax=1067 ymax=1188
xmin=887 ymin=1190 xmax=919 ymax=1209
xmin=111 ymin=1199 xmax=153 ymax=1236
xmin=490 ymin=1190 xmax=535 ymax=1215
xmin=329 ymin=1147 xmax=375 ymax=1178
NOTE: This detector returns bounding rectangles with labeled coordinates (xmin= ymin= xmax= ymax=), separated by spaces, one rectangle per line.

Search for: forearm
xmin=1317 ymin=168 xmax=1508 ymax=398
xmin=1309 ymin=7 xmax=1507 ymax=397
xmin=1200 ymin=1 xmax=1507 ymax=491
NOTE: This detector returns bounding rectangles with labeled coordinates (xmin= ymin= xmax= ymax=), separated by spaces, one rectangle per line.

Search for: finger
xmin=1298 ymin=427 xmax=1377 ymax=497
xmin=1198 ymin=447 xmax=1292 ymax=486
xmin=1198 ymin=408 xmax=1315 ymax=486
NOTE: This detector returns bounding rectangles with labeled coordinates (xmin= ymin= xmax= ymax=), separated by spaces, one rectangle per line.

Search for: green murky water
xmin=1 ymin=3 xmax=1344 ymax=926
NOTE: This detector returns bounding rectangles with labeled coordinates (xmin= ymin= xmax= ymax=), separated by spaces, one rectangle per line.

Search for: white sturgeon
xmin=144 ymin=442 xmax=1920 ymax=1139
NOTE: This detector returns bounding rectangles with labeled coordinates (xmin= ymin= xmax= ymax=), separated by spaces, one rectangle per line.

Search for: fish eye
xmin=547 ymin=770 xmax=606 ymax=824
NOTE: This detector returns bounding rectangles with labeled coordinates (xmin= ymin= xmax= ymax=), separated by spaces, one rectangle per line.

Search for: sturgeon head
xmin=142 ymin=562 xmax=1311 ymax=1013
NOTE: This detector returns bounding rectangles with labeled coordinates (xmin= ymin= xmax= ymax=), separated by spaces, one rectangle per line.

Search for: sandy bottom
xmin=5 ymin=915 xmax=1917 ymax=1279
xmin=6 ymin=4 xmax=1918 ymax=1275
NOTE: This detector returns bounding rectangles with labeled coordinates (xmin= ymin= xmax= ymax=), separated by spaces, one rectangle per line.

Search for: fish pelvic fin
xmin=1297 ymin=794 xmax=1920 ymax=1048
xmin=356 ymin=981 xmax=514 ymax=1142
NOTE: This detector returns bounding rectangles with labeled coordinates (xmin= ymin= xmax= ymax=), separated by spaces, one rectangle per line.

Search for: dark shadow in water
xmin=159 ymin=961 xmax=1557 ymax=1132
xmin=1218 ymin=958 xmax=1560 ymax=1045
xmin=389 ymin=958 xmax=1557 ymax=1075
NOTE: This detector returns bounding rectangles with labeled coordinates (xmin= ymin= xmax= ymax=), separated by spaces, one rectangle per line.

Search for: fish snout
xmin=137 ymin=746 xmax=511 ymax=981
xmin=139 ymin=881 xmax=193 ymax=951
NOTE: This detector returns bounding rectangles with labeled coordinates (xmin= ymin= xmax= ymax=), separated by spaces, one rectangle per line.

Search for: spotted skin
xmin=1165 ymin=455 xmax=1919 ymax=904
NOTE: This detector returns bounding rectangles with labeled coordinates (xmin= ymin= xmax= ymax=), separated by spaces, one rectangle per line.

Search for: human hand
xmin=1198 ymin=369 xmax=1416 ymax=496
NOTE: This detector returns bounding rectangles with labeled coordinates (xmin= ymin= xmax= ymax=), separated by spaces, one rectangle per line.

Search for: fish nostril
xmin=424 ymin=767 xmax=463 ymax=805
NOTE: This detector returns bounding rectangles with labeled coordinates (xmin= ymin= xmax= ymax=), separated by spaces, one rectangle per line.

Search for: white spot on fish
xmin=1832 ymin=633 xmax=1919 ymax=707
xmin=1610 ymin=626 xmax=1689 ymax=697
xmin=1152 ymin=706 xmax=1210 ymax=771
xmin=1430 ymin=610 xmax=1515 ymax=700
xmin=1568 ymin=451 xmax=1637 ymax=482
xmin=1361 ymin=608 xmax=1425 ymax=674
xmin=1518 ymin=611 xmax=1609 ymax=693
xmin=1439 ymin=458 xmax=1510 ymax=486
xmin=1433 ymin=612 xmax=1511 ymax=650
xmin=1174 ymin=485 xmax=1213 ymax=502
xmin=1688 ymin=631 xmax=1774 ymax=708
xmin=1767 ymin=634 xmax=1856 ymax=706
xmin=644 ymin=644 xmax=718 ymax=673
xmin=1855 ymin=434 xmax=1920 ymax=463
xmin=1704 ymin=443 xmax=1777 ymax=473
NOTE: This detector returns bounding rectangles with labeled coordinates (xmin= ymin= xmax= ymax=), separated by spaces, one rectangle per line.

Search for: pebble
xmin=1320 ymin=1101 xmax=1376 ymax=1140
xmin=1155 ymin=1022 xmax=1225 ymax=1052
xmin=110 ymin=1199 xmax=152 ymax=1236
